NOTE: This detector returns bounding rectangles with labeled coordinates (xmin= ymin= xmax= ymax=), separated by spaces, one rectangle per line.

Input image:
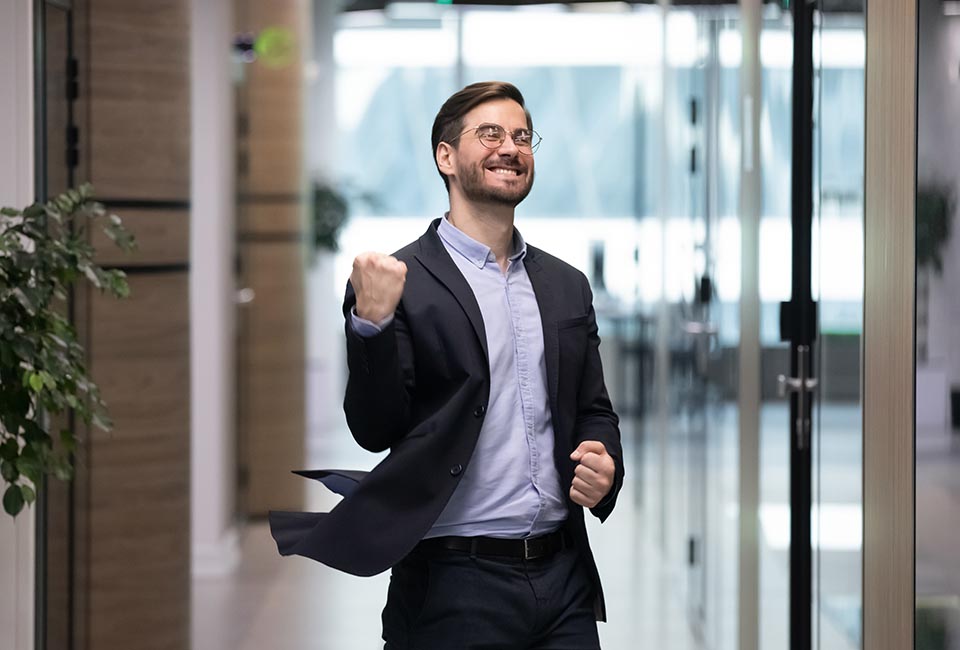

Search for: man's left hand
xmin=569 ymin=441 xmax=615 ymax=509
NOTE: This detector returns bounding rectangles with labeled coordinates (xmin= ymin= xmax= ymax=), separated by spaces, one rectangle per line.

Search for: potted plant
xmin=916 ymin=184 xmax=954 ymax=361
xmin=0 ymin=184 xmax=134 ymax=516
xmin=915 ymin=183 xmax=957 ymax=431
xmin=311 ymin=180 xmax=350 ymax=256
xmin=309 ymin=178 xmax=384 ymax=258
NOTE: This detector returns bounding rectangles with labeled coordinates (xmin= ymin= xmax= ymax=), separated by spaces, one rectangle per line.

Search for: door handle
xmin=681 ymin=321 xmax=718 ymax=336
xmin=777 ymin=344 xmax=818 ymax=449
xmin=680 ymin=321 xmax=718 ymax=375
xmin=236 ymin=287 xmax=256 ymax=305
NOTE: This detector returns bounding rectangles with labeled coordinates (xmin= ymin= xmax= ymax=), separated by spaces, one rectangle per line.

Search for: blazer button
xmin=473 ymin=405 xmax=486 ymax=418
xmin=450 ymin=464 xmax=463 ymax=476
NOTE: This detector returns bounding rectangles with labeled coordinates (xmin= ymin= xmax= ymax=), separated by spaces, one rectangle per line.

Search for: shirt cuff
xmin=350 ymin=308 xmax=394 ymax=337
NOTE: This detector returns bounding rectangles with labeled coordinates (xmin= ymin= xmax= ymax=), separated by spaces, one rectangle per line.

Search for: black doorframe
xmin=783 ymin=0 xmax=817 ymax=647
xmin=33 ymin=1 xmax=77 ymax=648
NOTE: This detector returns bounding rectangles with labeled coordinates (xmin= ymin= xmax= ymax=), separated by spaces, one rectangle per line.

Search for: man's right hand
xmin=351 ymin=252 xmax=407 ymax=323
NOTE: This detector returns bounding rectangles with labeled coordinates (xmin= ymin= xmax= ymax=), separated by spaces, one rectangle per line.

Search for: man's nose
xmin=497 ymin=133 xmax=520 ymax=155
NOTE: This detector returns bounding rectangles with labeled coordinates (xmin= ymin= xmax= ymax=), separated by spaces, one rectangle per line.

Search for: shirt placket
xmin=504 ymin=260 xmax=545 ymax=533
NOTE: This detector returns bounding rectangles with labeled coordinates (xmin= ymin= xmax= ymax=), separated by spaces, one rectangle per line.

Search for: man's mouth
xmin=486 ymin=165 xmax=523 ymax=177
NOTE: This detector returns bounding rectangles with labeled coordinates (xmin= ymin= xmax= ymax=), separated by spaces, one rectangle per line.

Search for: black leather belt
xmin=417 ymin=529 xmax=571 ymax=561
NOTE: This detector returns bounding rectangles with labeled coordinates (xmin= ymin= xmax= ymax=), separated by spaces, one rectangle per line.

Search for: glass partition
xmin=915 ymin=0 xmax=960 ymax=646
xmin=812 ymin=7 xmax=865 ymax=650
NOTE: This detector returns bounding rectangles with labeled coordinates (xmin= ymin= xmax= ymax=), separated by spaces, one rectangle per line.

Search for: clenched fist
xmin=569 ymin=441 xmax=615 ymax=509
xmin=351 ymin=252 xmax=407 ymax=323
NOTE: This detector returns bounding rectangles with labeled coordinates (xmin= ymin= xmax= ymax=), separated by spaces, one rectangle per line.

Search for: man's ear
xmin=436 ymin=142 xmax=456 ymax=178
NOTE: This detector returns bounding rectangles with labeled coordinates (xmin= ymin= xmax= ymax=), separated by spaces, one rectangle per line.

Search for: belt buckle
xmin=522 ymin=538 xmax=534 ymax=560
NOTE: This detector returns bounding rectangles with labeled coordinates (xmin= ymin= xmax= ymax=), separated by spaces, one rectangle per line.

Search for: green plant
xmin=310 ymin=179 xmax=383 ymax=255
xmin=917 ymin=184 xmax=955 ymax=274
xmin=0 ymin=184 xmax=134 ymax=516
xmin=311 ymin=181 xmax=349 ymax=253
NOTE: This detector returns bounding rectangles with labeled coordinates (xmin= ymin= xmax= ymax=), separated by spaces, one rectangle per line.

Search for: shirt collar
xmin=437 ymin=213 xmax=527 ymax=269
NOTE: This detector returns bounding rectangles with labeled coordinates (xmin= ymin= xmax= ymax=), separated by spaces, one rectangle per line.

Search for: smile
xmin=487 ymin=167 xmax=522 ymax=176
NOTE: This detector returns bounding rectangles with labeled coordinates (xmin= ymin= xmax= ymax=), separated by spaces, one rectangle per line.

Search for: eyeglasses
xmin=449 ymin=123 xmax=542 ymax=155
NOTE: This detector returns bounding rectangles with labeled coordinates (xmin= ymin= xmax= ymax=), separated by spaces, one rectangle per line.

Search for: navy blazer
xmin=269 ymin=219 xmax=623 ymax=621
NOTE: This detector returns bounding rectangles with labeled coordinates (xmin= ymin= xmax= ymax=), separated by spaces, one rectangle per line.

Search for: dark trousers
xmin=382 ymin=544 xmax=601 ymax=650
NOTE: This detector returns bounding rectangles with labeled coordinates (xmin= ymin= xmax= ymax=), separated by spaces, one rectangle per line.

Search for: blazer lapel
xmin=413 ymin=220 xmax=489 ymax=361
xmin=524 ymin=248 xmax=560 ymax=416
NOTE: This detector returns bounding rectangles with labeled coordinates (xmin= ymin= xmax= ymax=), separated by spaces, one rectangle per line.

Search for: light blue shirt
xmin=351 ymin=216 xmax=568 ymax=539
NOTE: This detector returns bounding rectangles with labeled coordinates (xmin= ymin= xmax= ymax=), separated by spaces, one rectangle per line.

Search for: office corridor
xmin=192 ymin=417 xmax=698 ymax=650
xmin=192 ymin=402 xmax=867 ymax=650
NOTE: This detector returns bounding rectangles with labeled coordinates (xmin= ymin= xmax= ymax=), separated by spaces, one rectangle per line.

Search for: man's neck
xmin=447 ymin=200 xmax=515 ymax=265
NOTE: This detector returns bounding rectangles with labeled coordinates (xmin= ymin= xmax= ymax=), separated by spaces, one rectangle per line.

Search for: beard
xmin=456 ymin=158 xmax=534 ymax=207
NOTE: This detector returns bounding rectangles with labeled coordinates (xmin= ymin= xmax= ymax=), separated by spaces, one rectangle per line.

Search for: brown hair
xmin=431 ymin=81 xmax=533 ymax=191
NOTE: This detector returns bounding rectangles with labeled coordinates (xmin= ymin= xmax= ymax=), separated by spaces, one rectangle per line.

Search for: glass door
xmin=811 ymin=4 xmax=865 ymax=650
xmin=758 ymin=0 xmax=866 ymax=646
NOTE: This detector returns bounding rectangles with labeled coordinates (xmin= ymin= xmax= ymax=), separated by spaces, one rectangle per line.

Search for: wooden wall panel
xmin=239 ymin=241 xmax=306 ymax=514
xmin=240 ymin=0 xmax=304 ymax=196
xmin=236 ymin=0 xmax=307 ymax=516
xmin=241 ymin=202 xmax=303 ymax=235
xmin=69 ymin=1 xmax=192 ymax=648
xmin=863 ymin=0 xmax=917 ymax=648
xmin=92 ymin=209 xmax=189 ymax=266
xmin=87 ymin=0 xmax=190 ymax=200
xmin=87 ymin=273 xmax=190 ymax=650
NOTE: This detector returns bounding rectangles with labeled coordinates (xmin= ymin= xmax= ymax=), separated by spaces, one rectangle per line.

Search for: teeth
xmin=490 ymin=168 xmax=518 ymax=175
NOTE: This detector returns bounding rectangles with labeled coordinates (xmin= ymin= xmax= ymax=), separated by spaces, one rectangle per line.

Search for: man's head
xmin=432 ymin=81 xmax=536 ymax=207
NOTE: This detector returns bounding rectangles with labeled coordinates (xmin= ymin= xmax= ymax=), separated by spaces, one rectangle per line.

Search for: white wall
xmin=918 ymin=0 xmax=960 ymax=395
xmin=190 ymin=0 xmax=239 ymax=577
xmin=0 ymin=2 xmax=36 ymax=649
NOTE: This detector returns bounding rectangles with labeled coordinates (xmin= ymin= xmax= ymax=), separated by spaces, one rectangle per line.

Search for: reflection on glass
xmin=916 ymin=0 xmax=960 ymax=647
xmin=812 ymin=7 xmax=865 ymax=650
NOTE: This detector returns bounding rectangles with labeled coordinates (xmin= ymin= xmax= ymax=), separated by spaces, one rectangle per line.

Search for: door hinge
xmin=67 ymin=124 xmax=79 ymax=169
xmin=67 ymin=56 xmax=79 ymax=101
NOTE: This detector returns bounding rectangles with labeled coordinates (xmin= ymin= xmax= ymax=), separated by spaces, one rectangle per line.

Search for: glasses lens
xmin=476 ymin=125 xmax=504 ymax=148
xmin=517 ymin=130 xmax=540 ymax=154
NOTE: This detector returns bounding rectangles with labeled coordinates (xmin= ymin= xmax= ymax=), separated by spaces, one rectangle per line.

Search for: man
xmin=270 ymin=81 xmax=623 ymax=649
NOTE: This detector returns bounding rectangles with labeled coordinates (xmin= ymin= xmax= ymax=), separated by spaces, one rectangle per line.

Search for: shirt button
xmin=450 ymin=464 xmax=463 ymax=476
xmin=473 ymin=405 xmax=486 ymax=418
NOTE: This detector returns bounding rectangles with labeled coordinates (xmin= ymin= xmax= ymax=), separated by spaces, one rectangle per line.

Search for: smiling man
xmin=272 ymin=82 xmax=623 ymax=650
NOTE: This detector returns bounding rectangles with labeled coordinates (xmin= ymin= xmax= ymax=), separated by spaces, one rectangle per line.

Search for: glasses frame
xmin=448 ymin=122 xmax=542 ymax=155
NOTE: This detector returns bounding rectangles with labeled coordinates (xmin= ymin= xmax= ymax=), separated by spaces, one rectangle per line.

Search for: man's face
xmin=448 ymin=99 xmax=535 ymax=207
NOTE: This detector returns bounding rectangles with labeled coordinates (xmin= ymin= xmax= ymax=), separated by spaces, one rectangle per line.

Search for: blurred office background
xmin=0 ymin=0 xmax=955 ymax=649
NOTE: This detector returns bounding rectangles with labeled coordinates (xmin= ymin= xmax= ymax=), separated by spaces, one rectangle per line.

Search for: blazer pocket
xmin=557 ymin=314 xmax=590 ymax=330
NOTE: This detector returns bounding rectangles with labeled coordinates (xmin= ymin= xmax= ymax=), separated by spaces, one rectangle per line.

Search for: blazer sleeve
xmin=342 ymin=280 xmax=416 ymax=453
xmin=571 ymin=276 xmax=624 ymax=522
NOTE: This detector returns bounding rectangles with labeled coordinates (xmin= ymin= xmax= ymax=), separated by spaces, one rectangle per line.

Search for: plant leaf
xmin=81 ymin=265 xmax=101 ymax=289
xmin=15 ymin=455 xmax=41 ymax=486
xmin=52 ymin=456 xmax=73 ymax=481
xmin=59 ymin=429 xmax=77 ymax=453
xmin=0 ymin=460 xmax=18 ymax=482
xmin=91 ymin=412 xmax=112 ymax=432
xmin=0 ymin=440 xmax=18 ymax=462
xmin=20 ymin=483 xmax=36 ymax=505
xmin=22 ymin=203 xmax=44 ymax=219
xmin=3 ymin=485 xmax=24 ymax=517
